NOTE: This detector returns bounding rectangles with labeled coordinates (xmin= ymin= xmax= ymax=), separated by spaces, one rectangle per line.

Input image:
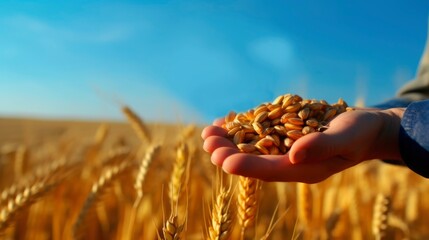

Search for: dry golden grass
xmin=0 ymin=111 xmax=429 ymax=240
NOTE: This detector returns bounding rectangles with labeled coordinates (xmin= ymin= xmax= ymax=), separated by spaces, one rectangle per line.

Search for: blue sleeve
xmin=372 ymin=98 xmax=413 ymax=109
xmin=398 ymin=100 xmax=429 ymax=178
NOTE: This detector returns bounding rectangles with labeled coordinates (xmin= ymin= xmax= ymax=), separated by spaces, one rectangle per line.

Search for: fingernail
xmin=292 ymin=150 xmax=307 ymax=164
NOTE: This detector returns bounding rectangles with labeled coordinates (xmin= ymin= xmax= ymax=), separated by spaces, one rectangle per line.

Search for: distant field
xmin=0 ymin=115 xmax=428 ymax=240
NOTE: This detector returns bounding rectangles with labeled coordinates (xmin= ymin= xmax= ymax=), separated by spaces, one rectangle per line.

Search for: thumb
xmin=289 ymin=130 xmax=346 ymax=164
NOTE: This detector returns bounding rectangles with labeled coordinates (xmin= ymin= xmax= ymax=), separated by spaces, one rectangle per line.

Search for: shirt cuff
xmin=399 ymin=100 xmax=429 ymax=178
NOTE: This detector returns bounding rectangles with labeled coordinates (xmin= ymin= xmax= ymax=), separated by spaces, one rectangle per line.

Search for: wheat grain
xmin=221 ymin=94 xmax=351 ymax=155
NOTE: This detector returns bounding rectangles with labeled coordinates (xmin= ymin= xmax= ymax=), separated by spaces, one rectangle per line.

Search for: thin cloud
xmin=4 ymin=15 xmax=51 ymax=33
xmin=3 ymin=14 xmax=135 ymax=45
xmin=248 ymin=36 xmax=294 ymax=70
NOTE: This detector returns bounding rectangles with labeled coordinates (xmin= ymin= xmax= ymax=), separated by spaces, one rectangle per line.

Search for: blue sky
xmin=0 ymin=1 xmax=428 ymax=123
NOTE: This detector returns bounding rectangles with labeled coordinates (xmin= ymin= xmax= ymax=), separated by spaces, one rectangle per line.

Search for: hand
xmin=201 ymin=108 xmax=404 ymax=183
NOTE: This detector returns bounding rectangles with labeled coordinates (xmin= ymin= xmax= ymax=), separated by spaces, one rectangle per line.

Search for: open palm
xmin=201 ymin=108 xmax=403 ymax=183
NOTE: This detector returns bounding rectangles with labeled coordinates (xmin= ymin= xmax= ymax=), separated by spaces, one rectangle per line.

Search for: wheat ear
xmin=123 ymin=144 xmax=160 ymax=239
xmin=0 ymin=178 xmax=53 ymax=231
xmin=134 ymin=144 xmax=161 ymax=206
xmin=169 ymin=142 xmax=189 ymax=205
xmin=122 ymin=106 xmax=151 ymax=143
xmin=372 ymin=193 xmax=391 ymax=240
xmin=208 ymin=186 xmax=234 ymax=240
xmin=73 ymin=162 xmax=130 ymax=239
xmin=162 ymin=215 xmax=185 ymax=240
xmin=237 ymin=176 xmax=259 ymax=240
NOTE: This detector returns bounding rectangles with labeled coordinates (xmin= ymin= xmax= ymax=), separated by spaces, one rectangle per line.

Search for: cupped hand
xmin=201 ymin=108 xmax=404 ymax=183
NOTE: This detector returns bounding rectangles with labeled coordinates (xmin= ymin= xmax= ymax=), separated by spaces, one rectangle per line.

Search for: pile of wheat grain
xmin=222 ymin=94 xmax=352 ymax=155
xmin=0 ymin=98 xmax=427 ymax=240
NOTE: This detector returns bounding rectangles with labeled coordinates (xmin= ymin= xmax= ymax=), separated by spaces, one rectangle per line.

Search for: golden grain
xmin=284 ymin=123 xmax=303 ymax=131
xmin=286 ymin=130 xmax=304 ymax=141
xmin=298 ymin=108 xmax=310 ymax=120
xmin=225 ymin=111 xmax=237 ymax=123
xmin=280 ymin=112 xmax=297 ymax=124
xmin=268 ymin=107 xmax=283 ymax=120
xmin=284 ymin=137 xmax=294 ymax=148
xmin=255 ymin=144 xmax=270 ymax=155
xmin=323 ymin=108 xmax=337 ymax=121
xmin=252 ymin=122 xmax=264 ymax=135
xmin=285 ymin=103 xmax=301 ymax=113
xmin=272 ymin=95 xmax=284 ymax=105
xmin=302 ymin=126 xmax=316 ymax=135
xmin=287 ymin=118 xmax=304 ymax=126
xmin=305 ymin=118 xmax=319 ymax=128
xmin=254 ymin=111 xmax=269 ymax=123
xmin=233 ymin=130 xmax=245 ymax=145
xmin=237 ymin=143 xmax=256 ymax=153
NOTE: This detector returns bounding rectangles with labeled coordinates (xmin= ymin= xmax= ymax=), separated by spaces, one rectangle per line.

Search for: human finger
xmin=288 ymin=132 xmax=343 ymax=164
xmin=221 ymin=153 xmax=289 ymax=181
xmin=211 ymin=147 xmax=240 ymax=166
xmin=201 ymin=125 xmax=227 ymax=140
xmin=222 ymin=153 xmax=355 ymax=183
xmin=203 ymin=135 xmax=236 ymax=153
xmin=288 ymin=112 xmax=361 ymax=164
xmin=213 ymin=118 xmax=225 ymax=127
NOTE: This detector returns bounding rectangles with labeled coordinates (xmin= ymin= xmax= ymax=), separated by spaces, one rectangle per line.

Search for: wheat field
xmin=0 ymin=107 xmax=428 ymax=240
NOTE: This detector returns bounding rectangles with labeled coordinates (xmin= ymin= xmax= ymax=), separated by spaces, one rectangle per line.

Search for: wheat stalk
xmin=405 ymin=189 xmax=418 ymax=223
xmin=296 ymin=183 xmax=312 ymax=230
xmin=84 ymin=123 xmax=109 ymax=167
xmin=14 ymin=145 xmax=28 ymax=181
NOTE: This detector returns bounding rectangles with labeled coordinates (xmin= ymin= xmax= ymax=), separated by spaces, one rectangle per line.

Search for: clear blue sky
xmin=0 ymin=1 xmax=428 ymax=123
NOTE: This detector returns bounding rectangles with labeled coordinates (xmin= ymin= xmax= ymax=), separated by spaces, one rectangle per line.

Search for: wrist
xmin=371 ymin=108 xmax=405 ymax=162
